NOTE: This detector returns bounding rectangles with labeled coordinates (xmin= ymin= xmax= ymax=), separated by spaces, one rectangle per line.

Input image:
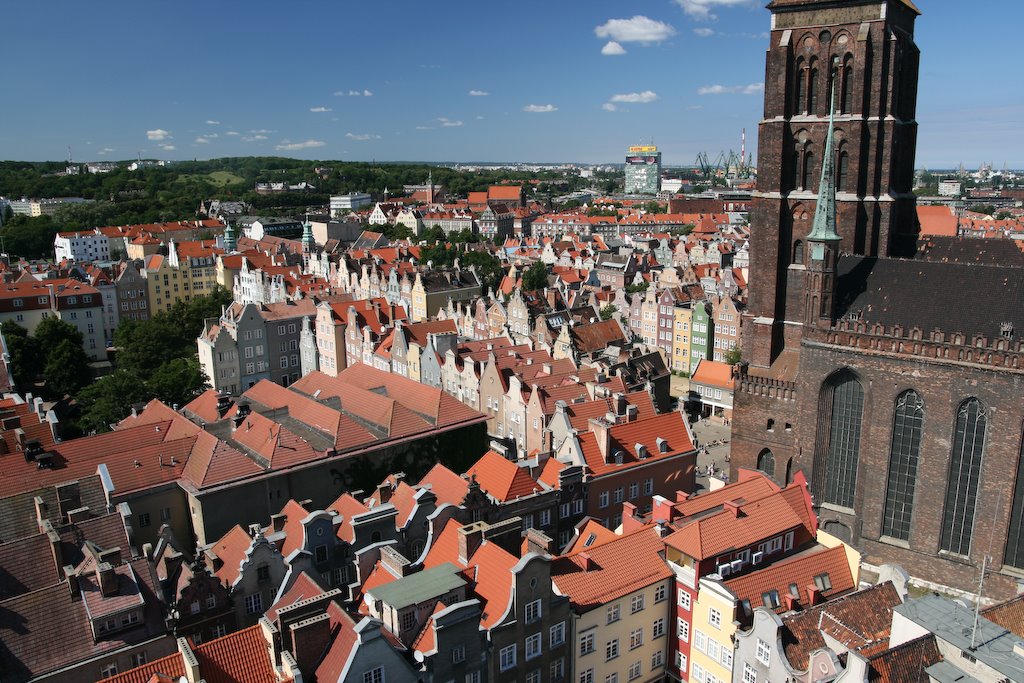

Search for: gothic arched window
xmin=881 ymin=390 xmax=924 ymax=541
xmin=939 ymin=398 xmax=988 ymax=555
xmin=802 ymin=151 xmax=815 ymax=191
xmin=808 ymin=61 xmax=820 ymax=114
xmin=822 ymin=370 xmax=864 ymax=508
xmin=841 ymin=58 xmax=854 ymax=113
xmin=837 ymin=149 xmax=850 ymax=192
xmin=793 ymin=240 xmax=804 ymax=264
xmin=795 ymin=57 xmax=806 ymax=113
xmin=1004 ymin=426 xmax=1024 ymax=569
xmin=757 ymin=449 xmax=776 ymax=478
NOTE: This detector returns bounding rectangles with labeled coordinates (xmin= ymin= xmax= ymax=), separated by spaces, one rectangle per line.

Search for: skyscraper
xmin=624 ymin=145 xmax=661 ymax=195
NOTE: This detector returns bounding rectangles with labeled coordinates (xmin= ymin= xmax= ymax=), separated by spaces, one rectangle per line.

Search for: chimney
xmin=577 ymin=552 xmax=596 ymax=571
xmin=625 ymin=404 xmax=639 ymax=422
xmin=97 ymin=562 xmax=119 ymax=597
xmin=783 ymin=594 xmax=799 ymax=612
xmin=806 ymin=585 xmax=824 ymax=606
xmin=651 ymin=495 xmax=676 ymax=524
xmin=289 ymin=614 xmax=334 ymax=675
xmin=723 ymin=500 xmax=742 ymax=518
xmin=271 ymin=513 xmax=287 ymax=533
xmin=588 ymin=417 xmax=611 ymax=460
xmin=65 ymin=565 xmax=81 ymax=597
xmin=675 ymin=491 xmax=690 ymax=503
xmin=232 ymin=401 xmax=251 ymax=429
xmin=613 ymin=392 xmax=626 ymax=416
xmin=457 ymin=522 xmax=485 ymax=564
xmin=621 ymin=502 xmax=643 ymax=533
xmin=380 ymin=545 xmax=411 ymax=577
xmin=525 ymin=528 xmax=554 ymax=556
xmin=376 ymin=481 xmax=393 ymax=504
xmin=178 ymin=637 xmax=201 ymax=683
xmin=216 ymin=392 xmax=232 ymax=418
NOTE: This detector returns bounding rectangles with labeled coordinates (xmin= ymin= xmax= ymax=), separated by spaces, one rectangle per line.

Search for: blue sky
xmin=3 ymin=0 xmax=1021 ymax=168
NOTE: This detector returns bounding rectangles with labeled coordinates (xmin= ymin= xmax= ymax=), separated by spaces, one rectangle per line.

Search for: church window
xmin=793 ymin=240 xmax=804 ymax=264
xmin=1003 ymin=426 xmax=1024 ymax=569
xmin=757 ymin=449 xmax=776 ymax=478
xmin=808 ymin=61 xmax=820 ymax=114
xmin=794 ymin=58 xmax=806 ymax=113
xmin=940 ymin=398 xmax=988 ymax=556
xmin=881 ymin=390 xmax=924 ymax=541
xmin=822 ymin=370 xmax=864 ymax=508
xmin=802 ymin=152 xmax=815 ymax=191
xmin=841 ymin=59 xmax=854 ymax=113
xmin=837 ymin=149 xmax=850 ymax=192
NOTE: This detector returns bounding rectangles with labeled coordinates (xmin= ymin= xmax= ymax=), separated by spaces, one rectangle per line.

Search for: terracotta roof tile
xmin=265 ymin=570 xmax=325 ymax=622
xmin=329 ymin=493 xmax=370 ymax=544
xmin=416 ymin=463 xmax=469 ymax=507
xmin=465 ymin=450 xmax=543 ymax=502
xmin=552 ymin=525 xmax=671 ymax=610
xmin=209 ymin=525 xmax=254 ymax=586
xmin=982 ymin=593 xmax=1024 ymax=638
xmin=576 ymin=411 xmax=695 ymax=479
xmin=314 ymin=604 xmax=361 ymax=683
xmin=725 ymin=544 xmax=855 ymax=613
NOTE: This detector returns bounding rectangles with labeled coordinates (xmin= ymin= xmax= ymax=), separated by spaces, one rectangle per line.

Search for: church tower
xmin=743 ymin=0 xmax=920 ymax=369
xmin=803 ymin=81 xmax=842 ymax=328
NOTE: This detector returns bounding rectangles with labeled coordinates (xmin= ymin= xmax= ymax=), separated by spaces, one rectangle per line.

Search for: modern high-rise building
xmin=624 ymin=145 xmax=661 ymax=194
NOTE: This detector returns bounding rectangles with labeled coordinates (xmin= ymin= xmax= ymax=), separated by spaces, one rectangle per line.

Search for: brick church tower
xmin=733 ymin=0 xmax=1024 ymax=599
xmin=744 ymin=0 xmax=921 ymax=369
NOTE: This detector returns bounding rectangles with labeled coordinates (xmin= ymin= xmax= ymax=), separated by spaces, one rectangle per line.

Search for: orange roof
xmin=489 ymin=185 xmax=522 ymax=201
xmin=690 ymin=359 xmax=734 ymax=389
xmin=562 ymin=519 xmax=619 ymax=554
xmin=266 ymin=570 xmax=325 ymax=622
xmin=537 ymin=457 xmax=566 ymax=489
xmin=465 ymin=450 xmax=543 ymax=502
xmin=210 ymin=525 xmax=255 ymax=586
xmin=422 ymin=518 xmax=516 ymax=628
xmin=724 ymin=544 xmax=855 ymax=612
xmin=552 ymin=525 xmax=671 ymax=610
xmin=576 ymin=411 xmax=695 ymax=478
xmin=98 ymin=625 xmax=280 ymax=683
xmin=916 ymin=205 xmax=957 ymax=237
xmin=564 ymin=391 xmax=656 ymax=431
xmin=313 ymin=603 xmax=361 ymax=683
xmin=417 ymin=463 xmax=469 ymax=507
xmin=664 ymin=482 xmax=814 ymax=560
xmin=329 ymin=493 xmax=371 ymax=543
xmin=269 ymin=499 xmax=311 ymax=558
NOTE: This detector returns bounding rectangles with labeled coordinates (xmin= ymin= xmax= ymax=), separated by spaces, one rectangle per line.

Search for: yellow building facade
xmin=672 ymin=305 xmax=693 ymax=374
xmin=690 ymin=577 xmax=737 ymax=683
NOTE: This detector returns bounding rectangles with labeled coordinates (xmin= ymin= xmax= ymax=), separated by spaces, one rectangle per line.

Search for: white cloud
xmin=310 ymin=106 xmax=333 ymax=112
xmin=205 ymin=119 xmax=220 ymax=125
xmin=693 ymin=27 xmax=716 ymax=37
xmin=146 ymin=129 xmax=171 ymax=141
xmin=602 ymin=103 xmax=618 ymax=112
xmin=674 ymin=0 xmax=757 ymax=20
xmin=697 ymin=82 xmax=764 ymax=95
xmin=468 ymin=90 xmax=489 ymax=96
xmin=97 ymin=147 xmax=115 ymax=155
xmin=363 ymin=89 xmax=373 ymax=97
xmin=523 ymin=104 xmax=558 ymax=113
xmin=611 ymin=90 xmax=658 ymax=104
xmin=333 ymin=91 xmax=345 ymax=96
xmin=595 ymin=16 xmax=676 ymax=44
xmin=345 ymin=133 xmax=381 ymax=141
xmin=601 ymin=41 xmax=627 ymax=56
xmin=159 ymin=144 xmax=176 ymax=151
xmin=250 ymin=129 xmax=273 ymax=134
xmin=275 ymin=139 xmax=326 ymax=150
xmin=241 ymin=135 xmax=268 ymax=142
xmin=415 ymin=126 xmax=434 ymax=130
xmin=476 ymin=115 xmax=485 ymax=120
xmin=225 ymin=131 xmax=240 ymax=136
xmin=194 ymin=137 xmax=210 ymax=144
xmin=340 ymin=89 xmax=375 ymax=97
xmin=438 ymin=117 xmax=464 ymax=127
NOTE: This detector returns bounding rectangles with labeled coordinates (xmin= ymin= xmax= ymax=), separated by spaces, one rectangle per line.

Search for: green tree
xmin=34 ymin=317 xmax=84 ymax=352
xmin=43 ymin=339 xmax=92 ymax=397
xmin=521 ymin=261 xmax=549 ymax=291
xmin=1 ymin=321 xmax=42 ymax=389
xmin=600 ymin=304 xmax=618 ymax=321
xmin=723 ymin=346 xmax=742 ymax=365
xmin=76 ymin=371 xmax=151 ymax=433
xmin=148 ymin=357 xmax=207 ymax=408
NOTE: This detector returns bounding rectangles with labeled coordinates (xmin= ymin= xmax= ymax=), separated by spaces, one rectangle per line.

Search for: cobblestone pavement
xmin=690 ymin=418 xmax=732 ymax=492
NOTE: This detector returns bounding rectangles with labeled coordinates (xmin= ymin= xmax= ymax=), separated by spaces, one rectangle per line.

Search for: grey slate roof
xmin=367 ymin=562 xmax=466 ymax=610
xmin=835 ymin=255 xmax=1024 ymax=340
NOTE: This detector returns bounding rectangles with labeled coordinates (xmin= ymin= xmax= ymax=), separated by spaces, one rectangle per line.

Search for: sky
xmin=3 ymin=0 xmax=1022 ymax=169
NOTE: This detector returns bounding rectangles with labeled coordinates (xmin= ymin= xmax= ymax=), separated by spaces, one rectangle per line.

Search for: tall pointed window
xmin=808 ymin=62 xmax=820 ymax=114
xmin=939 ymin=398 xmax=988 ymax=555
xmin=881 ymin=390 xmax=924 ymax=541
xmin=1004 ymin=427 xmax=1024 ymax=569
xmin=802 ymin=152 xmax=815 ymax=191
xmin=757 ymin=449 xmax=776 ymax=478
xmin=823 ymin=371 xmax=864 ymax=508
xmin=837 ymin=148 xmax=850 ymax=192
xmin=841 ymin=60 xmax=854 ymax=113
xmin=795 ymin=58 xmax=806 ymax=113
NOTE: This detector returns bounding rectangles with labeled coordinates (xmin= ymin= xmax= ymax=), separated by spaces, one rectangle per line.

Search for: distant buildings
xmin=330 ymin=192 xmax=373 ymax=216
xmin=8 ymin=196 xmax=90 ymax=217
xmin=625 ymin=145 xmax=661 ymax=195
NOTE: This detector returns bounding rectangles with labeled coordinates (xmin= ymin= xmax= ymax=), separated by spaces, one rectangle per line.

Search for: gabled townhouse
xmin=671 ymin=304 xmax=693 ymax=373
xmin=553 ymin=410 xmax=697 ymax=530
xmin=114 ymin=259 xmax=150 ymax=324
xmin=410 ymin=267 xmax=482 ymax=321
xmin=709 ymin=295 xmax=741 ymax=362
xmin=412 ymin=599 xmax=488 ymax=683
xmin=0 ymin=279 xmax=106 ymax=359
xmin=479 ymin=201 xmax=515 ymax=240
xmin=465 ymin=448 xmax=559 ymax=537
xmin=343 ymin=298 xmax=408 ymax=368
xmin=202 ymin=524 xmax=288 ymax=628
xmin=421 ymin=517 xmax=573 ymax=683
xmin=689 ymin=359 xmax=735 ymax=421
xmin=652 ymin=471 xmax=818 ymax=682
xmin=545 ymin=390 xmax=657 ymax=453
xmin=690 ymin=300 xmax=713 ymax=367
xmin=552 ymin=524 xmax=675 ymax=683
xmin=98 ymin=622 xmax=299 ymax=683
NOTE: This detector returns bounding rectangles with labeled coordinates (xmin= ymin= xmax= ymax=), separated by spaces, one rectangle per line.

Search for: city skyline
xmin=3 ymin=0 xmax=1022 ymax=168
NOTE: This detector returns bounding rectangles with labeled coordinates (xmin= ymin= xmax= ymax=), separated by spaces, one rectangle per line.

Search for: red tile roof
xmin=465 ymin=450 xmax=543 ymax=502
xmin=314 ymin=603 xmax=361 ymax=683
xmin=690 ymin=359 xmax=734 ymax=389
xmin=562 ymin=519 xmax=620 ymax=554
xmin=98 ymin=624 xmax=282 ymax=683
xmin=552 ymin=525 xmax=671 ymax=610
xmin=209 ymin=525 xmax=254 ymax=586
xmin=265 ymin=570 xmax=325 ymax=622
xmin=982 ymin=593 xmax=1024 ymax=638
xmin=564 ymin=391 xmax=656 ymax=431
xmin=724 ymin=544 xmax=855 ymax=612
xmin=664 ymin=482 xmax=813 ymax=560
xmin=576 ymin=411 xmax=695 ymax=479
xmin=328 ymin=493 xmax=371 ymax=544
xmin=865 ymin=634 xmax=941 ymax=683
xmin=417 ymin=463 xmax=469 ymax=507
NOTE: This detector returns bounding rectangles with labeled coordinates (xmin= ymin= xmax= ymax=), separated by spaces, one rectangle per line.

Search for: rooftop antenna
xmin=741 ymin=129 xmax=746 ymax=174
xmin=971 ymin=487 xmax=1004 ymax=648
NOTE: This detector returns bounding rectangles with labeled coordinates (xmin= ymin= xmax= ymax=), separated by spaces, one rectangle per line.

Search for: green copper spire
xmin=807 ymin=71 xmax=841 ymax=243
xmin=223 ymin=221 xmax=237 ymax=253
xmin=301 ymin=219 xmax=315 ymax=252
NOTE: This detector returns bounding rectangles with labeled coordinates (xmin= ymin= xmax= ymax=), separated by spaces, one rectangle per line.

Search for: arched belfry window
xmin=802 ymin=151 xmax=815 ymax=191
xmin=841 ymin=57 xmax=854 ymax=113
xmin=837 ymin=147 xmax=850 ymax=192
xmin=757 ymin=449 xmax=776 ymax=478
xmin=881 ymin=390 xmax=924 ymax=541
xmin=939 ymin=398 xmax=988 ymax=555
xmin=808 ymin=60 xmax=820 ymax=114
xmin=793 ymin=240 xmax=805 ymax=264
xmin=821 ymin=370 xmax=865 ymax=508
xmin=1004 ymin=426 xmax=1024 ymax=569
xmin=795 ymin=57 xmax=806 ymax=114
